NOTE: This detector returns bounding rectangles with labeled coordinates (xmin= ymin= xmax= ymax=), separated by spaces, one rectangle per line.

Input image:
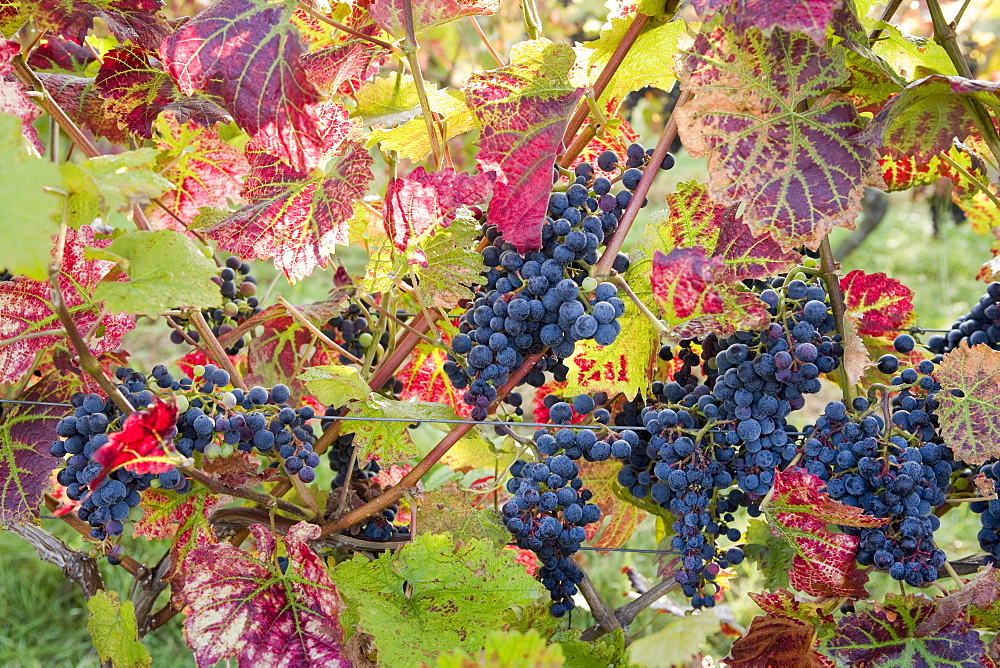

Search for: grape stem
xmin=276 ymin=295 xmax=365 ymax=365
xmin=360 ymin=294 xmax=438 ymax=349
xmin=611 ymin=274 xmax=668 ymax=336
xmin=181 ymin=466 xmax=313 ymax=519
xmin=938 ymin=150 xmax=1000 ymax=211
xmin=48 ymin=269 xmax=136 ymax=414
xmin=817 ymin=236 xmax=857 ymax=403
xmin=187 ymin=309 xmax=249 ymax=391
xmin=0 ymin=327 xmax=66 ymax=348
xmin=401 ymin=0 xmax=443 ymax=168
xmin=947 ymin=495 xmax=998 ymax=503
xmin=469 ymin=16 xmax=506 ymax=67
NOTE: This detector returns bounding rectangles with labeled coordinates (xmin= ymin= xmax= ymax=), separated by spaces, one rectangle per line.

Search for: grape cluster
xmin=49 ymin=370 xmax=162 ymax=547
xmin=447 ymin=151 xmax=656 ymax=419
xmin=322 ymin=302 xmax=390 ymax=364
xmin=800 ymin=359 xmax=954 ymax=586
xmin=970 ymin=462 xmax=1000 ymax=562
xmin=927 ymin=282 xmax=1000 ymax=356
xmin=168 ymin=255 xmax=262 ymax=355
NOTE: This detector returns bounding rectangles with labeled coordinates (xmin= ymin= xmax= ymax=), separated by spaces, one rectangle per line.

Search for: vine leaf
xmin=148 ymin=113 xmax=248 ymax=229
xmin=934 ymin=342 xmax=1000 ymax=465
xmin=26 ymin=35 xmax=96 ymax=72
xmin=369 ymin=0 xmax=499 ymax=38
xmin=133 ymin=486 xmax=228 ymax=582
xmin=725 ymin=0 xmax=844 ymax=46
xmin=764 ymin=467 xmax=888 ymax=598
xmin=61 ymin=147 xmax=174 ymax=230
xmin=416 ymin=484 xmax=510 ymax=546
xmin=0 ymin=225 xmax=135 ymax=385
xmin=346 ymin=398 xmax=459 ymax=464
xmin=368 ymin=89 xmax=476 ymax=162
xmin=577 ymin=459 xmax=644 ymax=550
xmin=821 ymin=593 xmax=987 ymax=667
xmin=94 ymin=45 xmax=229 ymax=139
xmin=858 ymin=75 xmax=1000 ymax=161
xmin=300 ymin=21 xmax=385 ymax=96
xmin=35 ymin=73 xmax=130 ymax=143
xmin=330 ymin=532 xmax=542 ymax=667
xmin=0 ymin=113 xmax=61 ymax=279
xmin=205 ymin=105 xmax=373 ymax=282
xmin=431 ymin=629 xmax=564 ymax=668
xmin=676 ymin=25 xmax=880 ymax=251
xmin=91 ymin=397 xmax=179 ymax=491
xmin=652 ymin=247 xmax=725 ymax=321
xmin=748 ymin=587 xmax=835 ymax=627
xmin=299 ymin=364 xmax=373 ymax=407
xmin=916 ymin=565 xmax=998 ymax=636
xmin=742 ymin=518 xmax=794 ymax=590
xmin=841 ymin=313 xmax=875 ymax=387
xmin=86 ymin=229 xmax=222 ymax=315
xmin=0 ymin=371 xmax=78 ymax=527
xmin=726 ymin=614 xmax=833 ymax=668
xmin=86 ymin=590 xmax=152 ymax=668
xmin=181 ymin=522 xmax=349 ymax=667
xmin=465 ymin=39 xmax=583 ymax=252
xmin=839 ymin=269 xmax=915 ymax=337
xmin=0 ymin=41 xmax=42 ymax=151
xmin=30 ymin=0 xmax=169 ymax=51
xmin=159 ymin=0 xmax=325 ymax=172
xmin=880 ymin=145 xmax=984 ymax=202
xmin=397 ymin=342 xmax=473 ymax=417
xmin=383 ymin=167 xmax=494 ymax=260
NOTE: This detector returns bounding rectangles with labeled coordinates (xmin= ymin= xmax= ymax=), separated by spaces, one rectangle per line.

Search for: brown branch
xmin=867 ymin=0 xmax=905 ymax=43
xmin=577 ymin=571 xmax=622 ymax=635
xmin=187 ymin=309 xmax=248 ymax=391
xmin=181 ymin=466 xmax=313 ymax=519
xmin=132 ymin=552 xmax=173 ymax=638
xmin=9 ymin=523 xmax=104 ymax=600
xmin=580 ymin=576 xmax=678 ymax=641
xmin=593 ymin=90 xmax=690 ymax=276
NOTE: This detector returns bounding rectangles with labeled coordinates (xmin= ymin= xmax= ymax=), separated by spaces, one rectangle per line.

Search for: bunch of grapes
xmin=446 ymin=148 xmax=666 ymax=419
xmin=970 ymin=463 xmax=1000 ymax=563
xmin=321 ymin=301 xmax=391 ymax=365
xmin=49 ymin=370 xmax=165 ymax=547
xmin=927 ymin=282 xmax=1000 ymax=356
xmin=168 ymin=255 xmax=262 ymax=355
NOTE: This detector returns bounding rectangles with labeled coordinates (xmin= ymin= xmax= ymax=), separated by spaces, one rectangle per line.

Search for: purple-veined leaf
xmin=94 ymin=46 xmax=229 ymax=139
xmin=369 ymin=0 xmax=499 ymax=38
xmin=727 ymin=0 xmax=844 ymax=46
xmin=839 ymin=269 xmax=916 ymax=337
xmin=26 ymin=35 xmax=96 ymax=73
xmin=159 ymin=0 xmax=325 ymax=172
xmin=0 ymin=40 xmax=42 ymax=151
xmin=148 ymin=113 xmax=248 ymax=230
xmin=676 ymin=25 xmax=880 ymax=251
xmin=181 ymin=522 xmax=348 ymax=667
xmin=651 ymin=247 xmax=725 ymax=321
xmin=465 ymin=40 xmax=583 ymax=253
xmin=32 ymin=0 xmax=169 ymax=51
xmin=764 ymin=467 xmax=888 ymax=598
xmin=821 ymin=593 xmax=987 ymax=667
xmin=0 ymin=371 xmax=79 ymax=527
xmin=934 ymin=342 xmax=1000 ymax=465
xmin=0 ymin=226 xmax=135 ymax=384
xmin=35 ymin=73 xmax=130 ymax=143
xmin=205 ymin=103 xmax=373 ymax=282
xmin=858 ymin=75 xmax=1000 ymax=162
xmin=727 ymin=614 xmax=835 ymax=668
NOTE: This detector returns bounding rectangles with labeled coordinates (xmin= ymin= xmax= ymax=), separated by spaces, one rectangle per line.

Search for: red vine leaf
xmin=0 ymin=371 xmax=80 ymax=527
xmin=0 ymin=226 xmax=135 ymax=384
xmin=206 ymin=104 xmax=373 ymax=281
xmin=839 ymin=269 xmax=916 ymax=337
xmin=725 ymin=0 xmax=845 ymax=46
xmin=677 ymin=26 xmax=880 ymax=251
xmin=577 ymin=459 xmax=644 ymax=550
xmin=726 ymin=614 xmax=834 ymax=668
xmin=764 ymin=467 xmax=888 ymax=598
xmin=159 ymin=0 xmax=325 ymax=172
xmin=134 ymin=486 xmax=228 ymax=581
xmin=384 ymin=167 xmax=494 ymax=261
xmin=300 ymin=22 xmax=386 ymax=97
xmin=181 ymin=522 xmax=348 ymax=667
xmin=94 ymin=46 xmax=229 ymax=140
xmin=0 ymin=40 xmax=43 ymax=151
xmin=35 ymin=73 xmax=129 ymax=143
xmin=397 ymin=342 xmax=472 ymax=416
xmin=465 ymin=40 xmax=583 ymax=252
xmin=148 ymin=113 xmax=248 ymax=229
xmin=822 ymin=593 xmax=987 ymax=666
xmin=651 ymin=247 xmax=725 ymax=321
xmin=369 ymin=0 xmax=499 ymax=38
xmin=748 ymin=588 xmax=835 ymax=627
xmin=32 ymin=0 xmax=169 ymax=51
xmin=26 ymin=36 xmax=96 ymax=72
xmin=91 ymin=397 xmax=179 ymax=490
xmin=934 ymin=342 xmax=1000 ymax=465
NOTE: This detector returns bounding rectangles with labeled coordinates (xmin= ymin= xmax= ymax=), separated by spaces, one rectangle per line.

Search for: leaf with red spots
xmin=147 ymin=113 xmax=248 ymax=230
xmin=416 ymin=483 xmax=510 ymax=546
xmin=30 ymin=0 xmax=169 ymax=51
xmin=465 ymin=40 xmax=583 ymax=253
xmin=397 ymin=342 xmax=472 ymax=417
xmin=370 ymin=0 xmax=498 ymax=37
xmin=677 ymin=26 xmax=880 ymax=251
xmin=839 ymin=269 xmax=916 ymax=338
xmin=763 ymin=467 xmax=888 ymax=598
xmin=726 ymin=614 xmax=835 ymax=668
xmin=159 ymin=0 xmax=325 ymax=172
xmin=934 ymin=343 xmax=1000 ymax=465
xmin=134 ymin=486 xmax=228 ymax=581
xmin=725 ymin=0 xmax=845 ymax=46
xmin=91 ymin=397 xmax=180 ymax=490
xmin=859 ymin=75 xmax=1000 ymax=162
xmin=880 ymin=145 xmax=985 ymax=201
xmin=94 ymin=46 xmax=229 ymax=140
xmin=181 ymin=522 xmax=348 ymax=667
xmin=0 ymin=226 xmax=135 ymax=384
xmin=205 ymin=105 xmax=372 ymax=282
xmin=26 ymin=36 xmax=96 ymax=73
xmin=577 ymin=459 xmax=644 ymax=550
xmin=651 ymin=247 xmax=725 ymax=321
xmin=384 ymin=167 xmax=494 ymax=260
xmin=0 ymin=371 xmax=81 ymax=527
xmin=748 ymin=588 xmax=835 ymax=627
xmin=300 ymin=22 xmax=386 ymax=97
xmin=0 ymin=40 xmax=43 ymax=151
xmin=821 ymin=593 xmax=987 ymax=667
xmin=35 ymin=73 xmax=129 ymax=143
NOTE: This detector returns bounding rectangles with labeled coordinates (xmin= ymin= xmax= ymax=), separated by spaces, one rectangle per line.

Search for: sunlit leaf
xmin=86 ymin=590 xmax=151 ymax=668
xmin=369 ymin=0 xmax=499 ymax=38
xmin=934 ymin=342 xmax=1000 ymax=465
xmin=0 ymin=40 xmax=43 ymax=151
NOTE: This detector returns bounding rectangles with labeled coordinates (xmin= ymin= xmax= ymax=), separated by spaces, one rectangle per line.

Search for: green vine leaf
xmin=86 ymin=590 xmax=152 ymax=668
xmin=299 ymin=364 xmax=373 ymax=407
xmin=431 ymin=629 xmax=564 ymax=667
xmin=345 ymin=398 xmax=459 ymax=464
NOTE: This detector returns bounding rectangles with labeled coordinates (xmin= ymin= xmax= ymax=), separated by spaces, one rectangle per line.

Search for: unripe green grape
xmin=358 ymin=332 xmax=374 ymax=348
xmin=220 ymin=392 xmax=237 ymax=408
xmin=149 ymin=478 xmax=161 ymax=488
xmin=199 ymin=245 xmax=214 ymax=259
xmin=193 ymin=364 xmax=206 ymax=378
xmin=376 ymin=344 xmax=386 ymax=358
xmin=128 ymin=506 xmax=145 ymax=522
xmin=204 ymin=443 xmax=222 ymax=458
xmin=803 ymin=258 xmax=818 ymax=268
xmin=219 ymin=443 xmax=234 ymax=457
xmin=581 ymin=276 xmax=598 ymax=293
xmin=224 ymin=302 xmax=239 ymax=317
xmin=174 ymin=395 xmax=190 ymax=412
